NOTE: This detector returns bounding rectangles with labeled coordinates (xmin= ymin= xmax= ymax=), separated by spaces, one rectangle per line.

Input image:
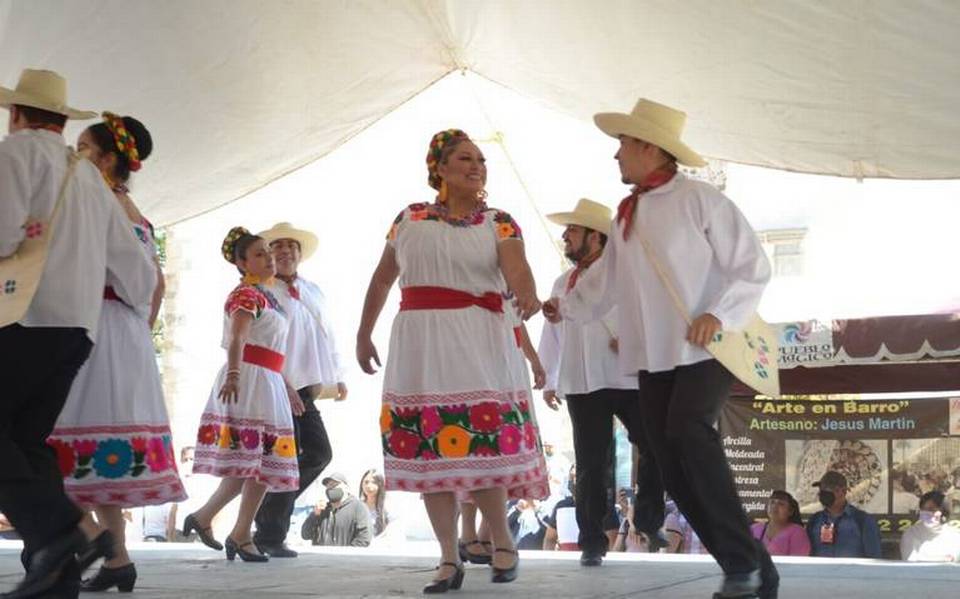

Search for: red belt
xmin=242 ymin=344 xmax=285 ymax=373
xmin=400 ymin=286 xmax=503 ymax=313
xmin=103 ymin=286 xmax=122 ymax=302
xmin=400 ymin=286 xmax=521 ymax=347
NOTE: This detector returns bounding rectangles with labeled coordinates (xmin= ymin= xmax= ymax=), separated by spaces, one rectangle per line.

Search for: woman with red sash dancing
xmin=48 ymin=113 xmax=185 ymax=593
xmin=186 ymin=227 xmax=299 ymax=563
xmin=357 ymin=129 xmax=548 ymax=594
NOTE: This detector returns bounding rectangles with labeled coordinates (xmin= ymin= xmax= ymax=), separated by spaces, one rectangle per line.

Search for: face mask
xmin=326 ymin=487 xmax=344 ymax=503
xmin=919 ymin=510 xmax=942 ymax=528
xmin=818 ymin=490 xmax=836 ymax=508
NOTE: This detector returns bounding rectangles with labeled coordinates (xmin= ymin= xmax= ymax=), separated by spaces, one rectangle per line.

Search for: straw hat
xmin=594 ymin=98 xmax=706 ymax=167
xmin=546 ymin=198 xmax=613 ymax=235
xmin=258 ymin=222 xmax=318 ymax=261
xmin=0 ymin=69 xmax=96 ymax=119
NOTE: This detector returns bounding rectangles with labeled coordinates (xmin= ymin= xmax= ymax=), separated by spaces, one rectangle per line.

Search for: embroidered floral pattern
xmin=224 ymin=285 xmax=267 ymax=319
xmin=381 ymin=397 xmax=539 ymax=461
xmin=3 ymin=280 xmax=15 ymax=294
xmin=195 ymin=424 xmax=296 ymax=459
xmin=48 ymin=435 xmax=176 ymax=480
xmin=24 ymin=221 xmax=44 ymax=239
xmin=386 ymin=203 xmax=522 ymax=242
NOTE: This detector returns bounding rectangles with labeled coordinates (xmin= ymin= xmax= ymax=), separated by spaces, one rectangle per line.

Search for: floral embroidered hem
xmin=193 ymin=414 xmax=299 ymax=492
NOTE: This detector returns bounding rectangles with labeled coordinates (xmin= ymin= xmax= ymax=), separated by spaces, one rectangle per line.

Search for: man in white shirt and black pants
xmin=0 ymin=69 xmax=155 ymax=598
xmin=538 ymin=199 xmax=664 ymax=567
xmin=253 ymin=223 xmax=348 ymax=558
xmin=546 ymin=99 xmax=777 ymax=599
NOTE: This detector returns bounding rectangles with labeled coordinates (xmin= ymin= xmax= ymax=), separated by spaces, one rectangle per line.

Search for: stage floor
xmin=2 ymin=541 xmax=958 ymax=597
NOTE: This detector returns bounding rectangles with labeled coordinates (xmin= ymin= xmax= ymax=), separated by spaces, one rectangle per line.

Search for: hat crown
xmin=572 ymin=198 xmax=612 ymax=221
xmin=16 ymin=69 xmax=68 ymax=109
xmin=630 ymin=98 xmax=688 ymax=138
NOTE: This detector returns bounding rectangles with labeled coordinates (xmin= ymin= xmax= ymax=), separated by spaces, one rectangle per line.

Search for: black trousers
xmin=254 ymin=388 xmax=332 ymax=545
xmin=636 ymin=360 xmax=761 ymax=575
xmin=0 ymin=325 xmax=91 ymax=563
xmin=566 ymin=388 xmax=664 ymax=555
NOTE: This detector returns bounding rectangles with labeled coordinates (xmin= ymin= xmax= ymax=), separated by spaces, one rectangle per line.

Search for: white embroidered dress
xmin=380 ymin=202 xmax=548 ymax=499
xmin=50 ymin=218 xmax=186 ymax=508
xmin=192 ymin=284 xmax=298 ymax=492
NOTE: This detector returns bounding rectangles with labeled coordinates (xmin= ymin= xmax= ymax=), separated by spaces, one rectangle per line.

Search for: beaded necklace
xmin=433 ymin=199 xmax=488 ymax=227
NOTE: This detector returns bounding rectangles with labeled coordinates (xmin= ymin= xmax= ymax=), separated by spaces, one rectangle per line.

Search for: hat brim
xmin=546 ymin=211 xmax=612 ymax=236
xmin=594 ymin=112 xmax=707 ymax=168
xmin=259 ymin=226 xmax=319 ymax=261
xmin=0 ymin=87 xmax=96 ymax=120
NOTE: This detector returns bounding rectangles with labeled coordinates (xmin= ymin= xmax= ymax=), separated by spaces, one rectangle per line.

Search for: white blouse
xmin=0 ymin=130 xmax=155 ymax=341
xmin=538 ymin=265 xmax=637 ymax=397
xmin=289 ymin=276 xmax=345 ymax=386
xmin=560 ymin=173 xmax=770 ymax=374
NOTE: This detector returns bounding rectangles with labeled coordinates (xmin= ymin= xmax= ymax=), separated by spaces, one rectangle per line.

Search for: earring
xmin=439 ymin=180 xmax=448 ymax=204
xmin=477 ymin=188 xmax=488 ymax=201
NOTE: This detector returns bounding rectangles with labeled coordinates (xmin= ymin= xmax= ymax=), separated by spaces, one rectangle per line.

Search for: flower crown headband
xmin=221 ymin=226 xmax=251 ymax=264
xmin=426 ymin=128 xmax=469 ymax=191
xmin=102 ymin=111 xmax=141 ymax=172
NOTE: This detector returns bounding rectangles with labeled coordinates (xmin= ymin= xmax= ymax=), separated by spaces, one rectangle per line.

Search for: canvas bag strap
xmin=634 ymin=230 xmax=693 ymax=326
xmin=46 ymin=148 xmax=82 ymax=235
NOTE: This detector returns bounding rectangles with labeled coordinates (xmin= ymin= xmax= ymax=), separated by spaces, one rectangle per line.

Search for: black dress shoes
xmin=490 ymin=548 xmax=518 ymax=584
xmin=80 ymin=563 xmax=137 ymax=593
xmin=423 ymin=562 xmax=464 ymax=594
xmin=579 ymin=550 xmax=603 ymax=566
xmin=256 ymin=542 xmax=298 ymax=558
xmin=183 ymin=513 xmax=223 ymax=551
xmin=4 ymin=529 xmax=86 ymax=599
xmin=76 ymin=531 xmax=116 ymax=572
xmin=225 ymin=537 xmax=268 ymax=562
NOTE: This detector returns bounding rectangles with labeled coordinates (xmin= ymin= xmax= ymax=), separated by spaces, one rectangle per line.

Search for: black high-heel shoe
xmin=80 ymin=563 xmax=137 ymax=593
xmin=76 ymin=530 xmax=116 ymax=572
xmin=457 ymin=540 xmax=492 ymax=565
xmin=423 ymin=561 xmax=464 ymax=594
xmin=490 ymin=548 xmax=518 ymax=584
xmin=225 ymin=537 xmax=269 ymax=563
xmin=183 ymin=513 xmax=223 ymax=551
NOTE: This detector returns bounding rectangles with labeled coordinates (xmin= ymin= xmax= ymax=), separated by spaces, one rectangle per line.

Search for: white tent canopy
xmin=3 ymin=0 xmax=959 ymax=226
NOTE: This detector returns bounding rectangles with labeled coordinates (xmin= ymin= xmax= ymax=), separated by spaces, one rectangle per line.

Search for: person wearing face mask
xmin=300 ymin=472 xmax=371 ymax=547
xmin=900 ymin=491 xmax=960 ymax=562
xmin=805 ymin=471 xmax=881 ymax=558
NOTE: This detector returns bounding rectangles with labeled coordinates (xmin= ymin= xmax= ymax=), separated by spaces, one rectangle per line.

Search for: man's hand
xmin=542 ymin=298 xmax=561 ymax=323
xmin=609 ymin=337 xmax=619 ymax=353
xmin=335 ymin=382 xmax=349 ymax=402
xmin=542 ymin=389 xmax=562 ymax=411
xmin=686 ymin=313 xmax=722 ymax=348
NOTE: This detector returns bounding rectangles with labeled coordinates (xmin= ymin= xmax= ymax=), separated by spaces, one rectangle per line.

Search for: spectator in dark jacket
xmin=300 ymin=472 xmax=371 ymax=547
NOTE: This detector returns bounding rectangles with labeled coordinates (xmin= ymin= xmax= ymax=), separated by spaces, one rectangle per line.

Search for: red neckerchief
xmin=565 ymin=248 xmax=603 ymax=294
xmin=616 ymin=162 xmax=678 ymax=241
xmin=26 ymin=123 xmax=64 ymax=134
xmin=279 ymin=275 xmax=300 ymax=301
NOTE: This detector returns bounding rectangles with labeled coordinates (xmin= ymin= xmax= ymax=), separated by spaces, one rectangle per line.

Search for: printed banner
xmin=720 ymin=397 xmax=960 ymax=540
xmin=776 ymin=320 xmax=834 ymax=369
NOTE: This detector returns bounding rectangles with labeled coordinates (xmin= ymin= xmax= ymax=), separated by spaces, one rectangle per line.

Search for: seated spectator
xmin=751 ymin=490 xmax=811 ymax=556
xmin=543 ymin=465 xmax=578 ymax=550
xmin=892 ymin=472 xmax=921 ymax=514
xmin=900 ymin=491 xmax=960 ymax=562
xmin=142 ymin=503 xmax=175 ymax=542
xmin=663 ymin=501 xmax=708 ymax=555
xmin=300 ymin=472 xmax=371 ymax=547
xmin=507 ymin=499 xmax=547 ymax=550
xmin=806 ymin=471 xmax=881 ymax=558
xmin=359 ymin=469 xmax=390 ymax=537
xmin=0 ymin=512 xmax=19 ymax=540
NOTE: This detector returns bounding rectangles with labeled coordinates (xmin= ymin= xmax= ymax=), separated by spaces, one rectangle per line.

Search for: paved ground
xmin=2 ymin=541 xmax=958 ymax=598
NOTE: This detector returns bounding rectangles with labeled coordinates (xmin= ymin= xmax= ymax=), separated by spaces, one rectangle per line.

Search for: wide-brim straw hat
xmin=594 ymin=98 xmax=706 ymax=167
xmin=0 ymin=69 xmax=96 ymax=120
xmin=258 ymin=222 xmax=319 ymax=261
xmin=546 ymin=198 xmax=613 ymax=235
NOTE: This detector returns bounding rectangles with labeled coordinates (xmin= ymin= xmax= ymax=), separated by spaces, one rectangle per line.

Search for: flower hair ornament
xmin=102 ymin=111 xmax=142 ymax=172
xmin=426 ymin=128 xmax=470 ymax=202
xmin=221 ymin=226 xmax=251 ymax=264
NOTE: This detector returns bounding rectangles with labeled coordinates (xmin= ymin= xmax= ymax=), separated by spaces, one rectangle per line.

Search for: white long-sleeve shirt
xmin=561 ymin=173 xmax=770 ymax=374
xmin=0 ymin=129 xmax=155 ymax=341
xmin=538 ymin=265 xmax=637 ymax=397
xmin=295 ymin=276 xmax=345 ymax=384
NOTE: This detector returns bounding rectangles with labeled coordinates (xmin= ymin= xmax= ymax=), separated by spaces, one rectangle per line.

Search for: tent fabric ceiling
xmin=2 ymin=0 xmax=958 ymax=226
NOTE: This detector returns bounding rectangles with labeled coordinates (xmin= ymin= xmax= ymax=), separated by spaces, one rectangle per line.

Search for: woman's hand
xmin=542 ymin=389 xmax=562 ymax=411
xmin=512 ymin=293 xmax=542 ymax=321
xmin=356 ymin=336 xmax=382 ymax=374
xmin=219 ymin=373 xmax=239 ymax=403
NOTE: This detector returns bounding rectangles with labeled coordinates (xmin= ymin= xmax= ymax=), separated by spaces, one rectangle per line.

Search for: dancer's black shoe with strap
xmin=457 ymin=540 xmax=492 ymax=565
xmin=183 ymin=513 xmax=223 ymax=551
xmin=423 ymin=561 xmax=464 ymax=594
xmin=225 ymin=537 xmax=269 ymax=562
xmin=80 ymin=563 xmax=137 ymax=593
xmin=490 ymin=548 xmax=518 ymax=584
xmin=76 ymin=530 xmax=116 ymax=572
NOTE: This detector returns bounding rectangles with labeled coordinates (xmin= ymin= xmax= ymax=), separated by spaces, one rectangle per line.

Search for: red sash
xmin=103 ymin=286 xmax=122 ymax=302
xmin=400 ymin=286 xmax=503 ymax=313
xmin=242 ymin=344 xmax=285 ymax=373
